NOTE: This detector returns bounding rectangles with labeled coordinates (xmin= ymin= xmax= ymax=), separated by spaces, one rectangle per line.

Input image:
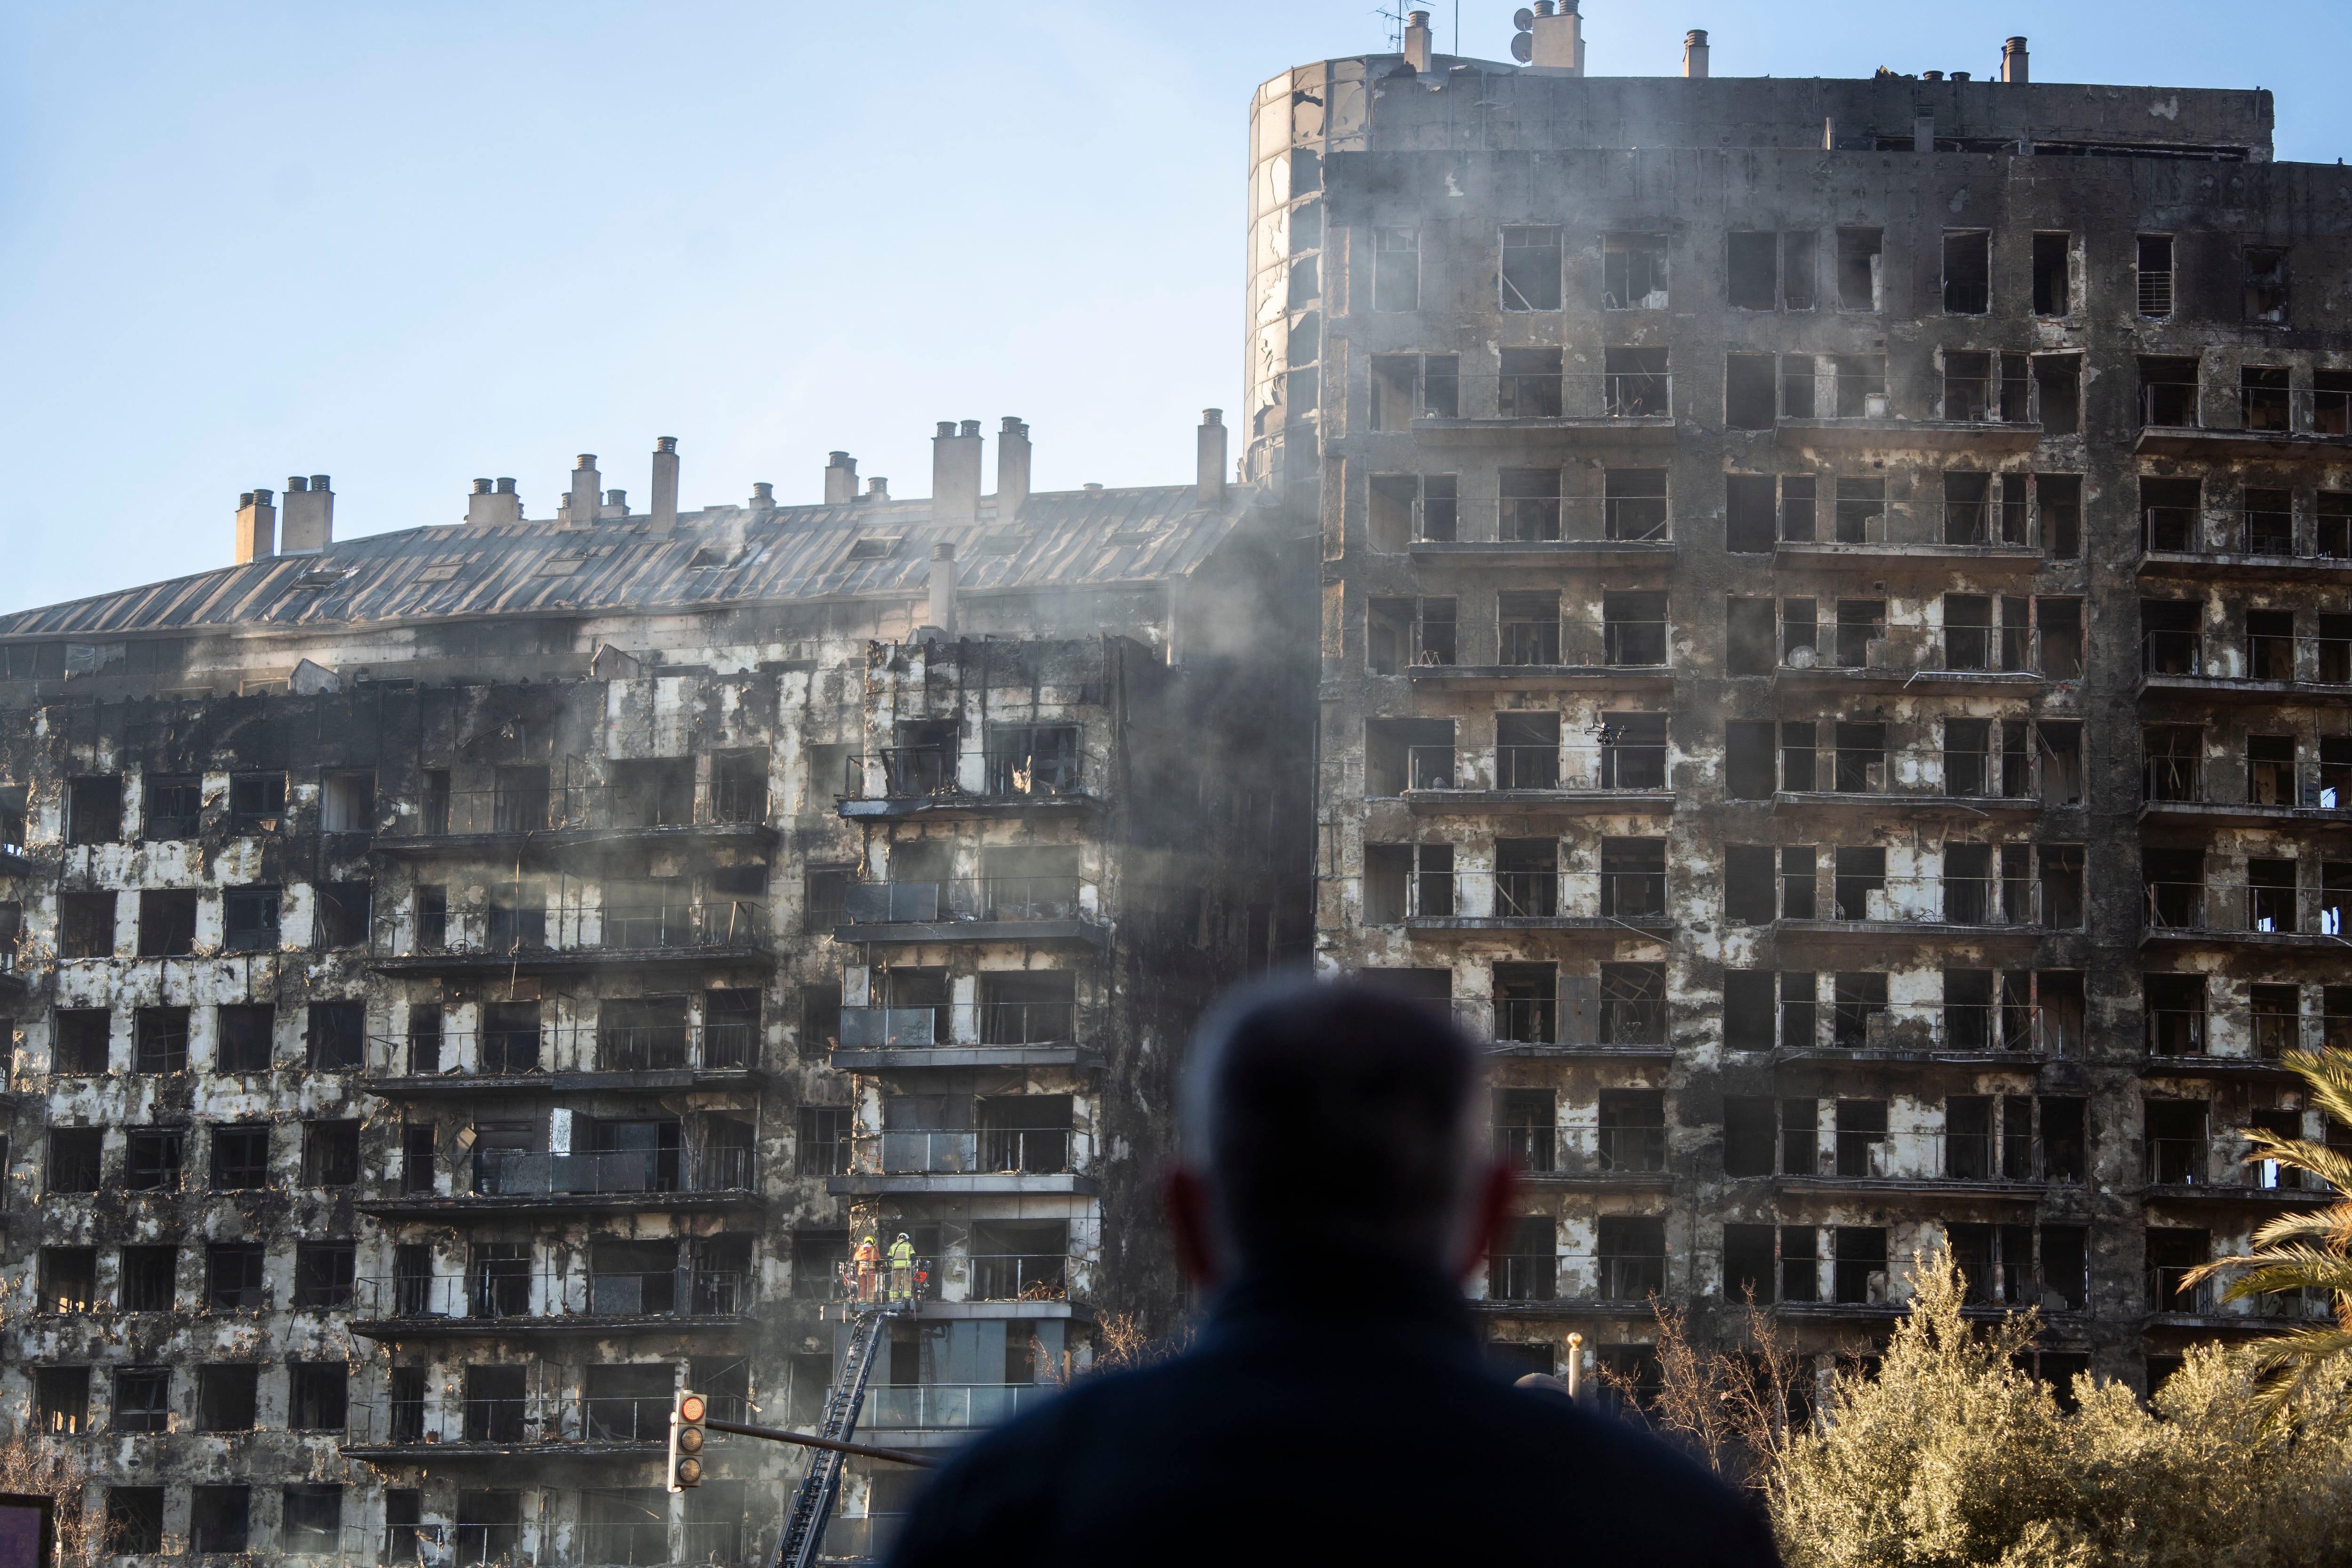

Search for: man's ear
xmin=1164 ymin=1166 xmax=1224 ymax=1291
xmin=1452 ymin=1161 xmax=1518 ymax=1283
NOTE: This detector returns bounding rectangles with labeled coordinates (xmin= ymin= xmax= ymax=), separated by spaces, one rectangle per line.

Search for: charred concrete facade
xmin=1257 ymin=26 xmax=2352 ymax=1394
xmin=0 ymin=426 xmax=1309 ymax=1563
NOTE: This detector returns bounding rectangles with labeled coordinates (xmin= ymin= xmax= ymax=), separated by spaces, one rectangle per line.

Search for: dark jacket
xmin=884 ymin=1262 xmax=1784 ymax=1567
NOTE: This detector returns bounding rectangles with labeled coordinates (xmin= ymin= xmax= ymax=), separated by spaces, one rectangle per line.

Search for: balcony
xmin=2147 ymin=1268 xmax=2334 ymax=1324
xmin=348 ymin=1270 xmax=753 ymax=1339
xmin=1404 ymin=618 xmax=1674 ymax=692
xmin=1403 ymin=370 xmax=1677 ymax=445
xmin=1393 ymin=742 xmax=1672 ymax=815
xmin=1408 ymin=493 xmax=1676 ymax=564
xmin=832 ymin=877 xmax=1108 ymax=948
xmin=1769 ymin=488 xmax=2043 ymax=567
xmin=379 ymin=780 xmax=773 ymax=854
xmin=1394 ymin=870 xmax=1674 ymax=940
xmin=1479 ymin=1251 xmax=1669 ymax=1313
xmin=1462 ymin=997 xmax=1673 ymax=1059
xmin=1772 ymin=624 xmax=2066 ymax=692
xmin=832 ymin=1002 xmax=1098 ymax=1068
xmin=1493 ymin=1125 xmax=1674 ymax=1188
xmin=1774 ymin=376 xmax=2042 ymax=454
xmin=830 ymin=1127 xmax=1090 ymax=1197
xmin=1772 ymin=876 xmax=2066 ymax=939
xmin=343 ymin=1393 xmax=678 ymax=1458
xmin=1773 ymin=1130 xmax=2067 ymax=1195
xmin=2142 ymin=882 xmax=2348 ymax=950
xmin=1773 ymin=1002 xmax=2081 ymax=1064
xmin=372 ymin=899 xmax=773 ymax=975
xmin=2138 ymin=630 xmax=2352 ymax=698
xmin=836 ymin=742 xmax=1103 ymax=822
xmin=2135 ymin=383 xmax=2352 ymax=460
xmin=367 ymin=1023 xmax=763 ymax=1094
xmin=360 ymin=1146 xmax=760 ymax=1219
xmin=860 ymin=1382 xmax=1057 ymax=1434
xmin=2139 ymin=1008 xmax=2327 ymax=1081
xmin=2144 ymin=1138 xmax=2340 ymax=1203
xmin=2139 ymin=503 xmax=2352 ymax=582
xmin=2138 ymin=756 xmax=2352 ymax=827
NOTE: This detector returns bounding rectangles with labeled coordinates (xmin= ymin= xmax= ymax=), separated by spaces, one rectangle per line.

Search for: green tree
xmin=2183 ymin=1045 xmax=2352 ymax=1418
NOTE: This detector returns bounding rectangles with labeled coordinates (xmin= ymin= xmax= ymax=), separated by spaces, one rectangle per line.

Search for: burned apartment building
xmin=1252 ymin=10 xmax=2352 ymax=1398
xmin=0 ymin=417 xmax=1309 ymax=1563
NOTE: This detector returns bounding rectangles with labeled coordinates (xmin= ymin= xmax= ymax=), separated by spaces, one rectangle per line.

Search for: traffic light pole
xmin=707 ymin=1416 xmax=935 ymax=1468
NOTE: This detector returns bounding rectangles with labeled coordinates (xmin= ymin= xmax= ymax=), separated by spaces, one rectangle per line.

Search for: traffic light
xmin=668 ymin=1390 xmax=707 ymax=1491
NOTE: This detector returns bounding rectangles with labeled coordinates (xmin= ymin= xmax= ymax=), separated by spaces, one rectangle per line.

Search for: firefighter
xmin=853 ymin=1234 xmax=881 ymax=1302
xmin=888 ymin=1231 xmax=917 ymax=1302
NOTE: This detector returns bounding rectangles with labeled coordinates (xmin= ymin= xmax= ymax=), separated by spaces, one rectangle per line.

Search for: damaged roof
xmin=0 ymin=485 xmax=1249 ymax=640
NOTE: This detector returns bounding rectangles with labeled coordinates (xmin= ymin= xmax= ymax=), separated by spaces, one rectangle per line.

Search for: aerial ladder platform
xmin=771 ymin=1298 xmax=909 ymax=1568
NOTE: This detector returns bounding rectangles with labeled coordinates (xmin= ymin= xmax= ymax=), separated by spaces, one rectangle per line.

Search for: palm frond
xmin=2246 ymin=1205 xmax=2352 ymax=1253
xmin=2278 ymin=1048 xmax=2352 ymax=1131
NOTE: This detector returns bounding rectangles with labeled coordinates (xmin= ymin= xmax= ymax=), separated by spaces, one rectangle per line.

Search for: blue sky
xmin=1 ymin=1 xmax=2345 ymax=611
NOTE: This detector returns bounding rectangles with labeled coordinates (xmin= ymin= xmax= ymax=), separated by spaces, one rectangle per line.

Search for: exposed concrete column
xmin=931 ymin=420 xmax=983 ymax=522
xmin=1402 ymin=10 xmax=1430 ymax=72
xmin=1197 ymin=409 xmax=1228 ymax=506
xmin=1682 ymin=30 xmax=1708 ymax=79
xmin=996 ymin=418 xmax=1032 ymax=516
xmin=280 ymin=475 xmax=333 ymax=554
xmin=824 ymin=451 xmax=859 ymax=506
xmin=648 ymin=438 xmax=679 ymax=534
xmin=233 ymin=488 xmax=277 ymax=564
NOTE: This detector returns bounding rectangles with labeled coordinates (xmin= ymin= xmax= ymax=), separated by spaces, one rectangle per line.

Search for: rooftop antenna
xmin=1375 ymin=2 xmax=1407 ymax=50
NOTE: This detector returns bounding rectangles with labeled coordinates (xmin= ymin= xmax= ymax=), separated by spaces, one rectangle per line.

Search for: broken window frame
xmin=1371 ymin=226 xmax=1421 ymax=313
xmin=2137 ymin=234 xmax=2176 ymax=318
xmin=2244 ymin=246 xmax=2289 ymax=326
xmin=1726 ymin=230 xmax=1818 ymax=312
xmin=1367 ymin=471 xmax=1457 ymax=550
xmin=2031 ymin=231 xmax=2073 ymax=317
xmin=1835 ymin=227 xmax=1883 ymax=312
xmin=1602 ymin=232 xmax=1669 ymax=311
xmin=1499 ymin=225 xmax=1564 ymax=312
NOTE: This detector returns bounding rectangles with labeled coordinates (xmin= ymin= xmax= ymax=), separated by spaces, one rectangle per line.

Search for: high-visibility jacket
xmin=854 ymin=1241 xmax=880 ymax=1265
xmin=889 ymin=1241 xmax=915 ymax=1267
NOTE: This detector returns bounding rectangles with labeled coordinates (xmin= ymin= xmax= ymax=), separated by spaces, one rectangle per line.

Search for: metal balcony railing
xmin=861 ymin=1384 xmax=1057 ymax=1431
xmin=1782 ymin=874 xmax=2050 ymax=928
xmin=1483 ymin=1251 xmax=1668 ymax=1303
xmin=1774 ymin=499 xmax=2036 ymax=550
xmin=1412 ymin=494 xmax=1670 ymax=546
xmin=1939 ymin=747 xmax=2041 ymax=801
xmin=1939 ymin=371 xmax=2037 ymax=425
xmin=2146 ymin=1137 xmax=2321 ymax=1190
xmin=395 ymin=780 xmax=768 ymax=836
xmin=2147 ymin=1268 xmax=2214 ymax=1313
xmin=349 ymin=1395 xmax=675 ymax=1447
xmin=596 ymin=899 xmax=769 ymax=951
xmin=2140 ymin=382 xmax=2202 ymax=429
xmin=1398 ymin=369 xmax=1674 ymax=422
xmin=966 ymin=1253 xmax=1068 ymax=1301
xmin=1956 ymin=1269 xmax=2085 ymax=1312
xmin=2145 ymin=881 xmax=2328 ymax=936
xmin=1493 ymin=1124 xmax=1669 ymax=1175
xmin=2143 ymin=631 xmax=2352 ymax=685
xmin=1399 ymin=742 xmax=1669 ymax=795
xmin=353 ymin=1270 xmax=751 ymax=1321
xmin=1939 ymin=1135 xmax=2080 ymax=1185
xmin=2142 ymin=758 xmax=2351 ymax=812
xmin=375 ymin=1023 xmax=760 ymax=1078
xmin=834 ymin=1001 xmax=1090 ymax=1050
xmin=840 ymin=877 xmax=1097 ymax=925
xmin=1470 ymin=997 xmax=1669 ymax=1050
xmin=1382 ymin=869 xmax=1669 ymax=923
xmin=840 ymin=743 xmax=1100 ymax=802
xmin=849 ymin=1128 xmax=1074 ymax=1176
xmin=467 ymin=1145 xmax=754 ymax=1198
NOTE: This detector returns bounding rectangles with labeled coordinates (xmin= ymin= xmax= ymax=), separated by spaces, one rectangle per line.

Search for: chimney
xmin=749 ymin=482 xmax=775 ymax=508
xmin=233 ymin=487 xmax=277 ymax=564
xmin=996 ymin=417 xmax=1032 ymax=517
xmin=1196 ymin=410 xmax=1228 ymax=507
xmin=1529 ymin=0 xmax=1582 ymax=74
xmin=648 ymin=437 xmax=679 ymax=534
xmin=280 ymin=474 xmax=334 ymax=553
xmin=2002 ymin=37 xmax=2029 ymax=84
xmin=931 ymin=419 xmax=983 ymax=522
xmin=601 ymin=489 xmax=628 ymax=518
xmin=1402 ymin=9 xmax=1430 ymax=72
xmin=468 ymin=477 xmax=523 ymax=527
xmin=927 ymin=541 xmax=958 ymax=638
xmin=867 ymin=477 xmax=890 ymax=501
xmin=824 ymin=451 xmax=859 ymax=505
xmin=567 ymin=455 xmax=600 ymax=529
xmin=1682 ymin=29 xmax=1709 ymax=79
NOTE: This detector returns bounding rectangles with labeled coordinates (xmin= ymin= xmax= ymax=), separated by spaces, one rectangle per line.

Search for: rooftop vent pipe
xmin=648 ymin=437 xmax=679 ymax=535
xmin=1682 ymin=30 xmax=1708 ymax=79
xmin=825 ymin=451 xmax=859 ymax=505
xmin=2002 ymin=37 xmax=2028 ymax=84
xmin=1197 ymin=410 xmax=1228 ymax=507
xmin=234 ymin=487 xmax=277 ymax=564
xmin=280 ymin=474 xmax=334 ymax=554
xmin=997 ymin=417 xmax=1032 ymax=517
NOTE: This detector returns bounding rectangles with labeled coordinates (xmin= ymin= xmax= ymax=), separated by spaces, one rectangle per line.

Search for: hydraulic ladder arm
xmin=773 ymin=1305 xmax=902 ymax=1568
